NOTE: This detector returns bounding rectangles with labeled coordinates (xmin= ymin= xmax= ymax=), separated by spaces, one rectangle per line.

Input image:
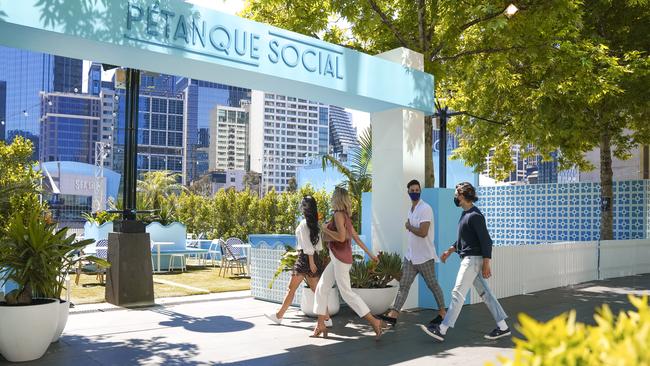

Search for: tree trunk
xmin=425 ymin=115 xmax=435 ymax=187
xmin=599 ymin=129 xmax=613 ymax=241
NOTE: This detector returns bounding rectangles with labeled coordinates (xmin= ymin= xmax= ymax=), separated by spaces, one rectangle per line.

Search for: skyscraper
xmin=0 ymin=46 xmax=54 ymax=155
xmin=249 ymin=91 xmax=328 ymax=193
xmin=40 ymin=92 xmax=101 ymax=163
xmin=88 ymin=62 xmax=102 ymax=96
xmin=328 ymin=105 xmax=357 ymax=158
xmin=0 ymin=46 xmax=83 ymax=161
xmin=53 ymin=56 xmax=83 ymax=93
xmin=181 ymin=78 xmax=251 ymax=182
xmin=113 ymin=73 xmax=185 ymax=179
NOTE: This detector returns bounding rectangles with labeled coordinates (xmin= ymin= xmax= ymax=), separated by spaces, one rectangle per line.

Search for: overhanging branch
xmin=366 ymin=0 xmax=412 ymax=49
xmin=431 ymin=45 xmax=529 ymax=62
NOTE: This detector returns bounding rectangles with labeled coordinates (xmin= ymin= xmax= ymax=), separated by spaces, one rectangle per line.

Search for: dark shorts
xmin=292 ymin=251 xmax=324 ymax=277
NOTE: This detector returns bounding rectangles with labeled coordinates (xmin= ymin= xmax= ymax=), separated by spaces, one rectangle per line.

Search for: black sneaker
xmin=428 ymin=315 xmax=443 ymax=326
xmin=484 ymin=327 xmax=511 ymax=340
xmin=419 ymin=323 xmax=445 ymax=342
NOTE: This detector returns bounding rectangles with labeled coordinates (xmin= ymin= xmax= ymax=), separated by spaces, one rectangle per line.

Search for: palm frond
xmin=322 ymin=154 xmax=354 ymax=180
xmin=349 ymin=126 xmax=372 ymax=177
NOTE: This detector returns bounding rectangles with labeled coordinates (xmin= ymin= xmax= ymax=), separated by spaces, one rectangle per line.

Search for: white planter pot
xmin=0 ymin=298 xmax=59 ymax=362
xmin=51 ymin=300 xmax=70 ymax=342
xmin=300 ymin=287 xmax=340 ymax=317
xmin=351 ymin=286 xmax=399 ymax=315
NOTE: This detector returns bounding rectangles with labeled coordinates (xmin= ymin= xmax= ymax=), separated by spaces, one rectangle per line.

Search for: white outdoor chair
xmin=206 ymin=239 xmax=222 ymax=267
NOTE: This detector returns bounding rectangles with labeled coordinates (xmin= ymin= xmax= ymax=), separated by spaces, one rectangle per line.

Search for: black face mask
xmin=453 ymin=197 xmax=461 ymax=207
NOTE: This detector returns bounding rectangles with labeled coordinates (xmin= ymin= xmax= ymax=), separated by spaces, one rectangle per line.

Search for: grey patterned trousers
xmin=390 ymin=258 xmax=445 ymax=312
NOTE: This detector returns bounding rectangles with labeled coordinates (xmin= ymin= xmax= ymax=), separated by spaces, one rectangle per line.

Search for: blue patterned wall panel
xmin=476 ymin=180 xmax=649 ymax=245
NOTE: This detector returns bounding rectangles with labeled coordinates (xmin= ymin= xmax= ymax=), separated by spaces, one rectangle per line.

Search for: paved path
xmin=2 ymin=274 xmax=648 ymax=365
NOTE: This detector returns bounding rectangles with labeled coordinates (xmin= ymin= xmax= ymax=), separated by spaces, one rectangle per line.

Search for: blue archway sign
xmin=0 ymin=0 xmax=434 ymax=114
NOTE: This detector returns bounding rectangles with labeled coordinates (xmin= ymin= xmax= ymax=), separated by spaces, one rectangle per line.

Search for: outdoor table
xmin=186 ymin=239 xmax=215 ymax=265
xmin=152 ymin=241 xmax=174 ymax=273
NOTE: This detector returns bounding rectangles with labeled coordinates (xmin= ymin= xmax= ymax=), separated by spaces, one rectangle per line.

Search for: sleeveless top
xmin=327 ymin=210 xmax=353 ymax=264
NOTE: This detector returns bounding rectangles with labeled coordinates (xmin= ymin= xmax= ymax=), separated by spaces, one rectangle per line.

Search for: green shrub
xmin=82 ymin=210 xmax=119 ymax=225
xmin=350 ymin=252 xmax=402 ymax=288
xmin=487 ymin=295 xmax=650 ymax=366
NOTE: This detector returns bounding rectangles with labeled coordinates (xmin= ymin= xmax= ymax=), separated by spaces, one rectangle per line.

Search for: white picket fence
xmin=469 ymin=239 xmax=650 ymax=304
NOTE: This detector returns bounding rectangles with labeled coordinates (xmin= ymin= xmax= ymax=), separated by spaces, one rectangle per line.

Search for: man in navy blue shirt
xmin=420 ymin=182 xmax=510 ymax=342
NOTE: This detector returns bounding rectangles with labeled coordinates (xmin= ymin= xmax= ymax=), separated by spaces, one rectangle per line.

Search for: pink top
xmin=327 ymin=211 xmax=353 ymax=264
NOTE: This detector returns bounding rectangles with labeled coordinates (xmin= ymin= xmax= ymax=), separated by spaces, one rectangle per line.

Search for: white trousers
xmin=313 ymin=254 xmax=370 ymax=317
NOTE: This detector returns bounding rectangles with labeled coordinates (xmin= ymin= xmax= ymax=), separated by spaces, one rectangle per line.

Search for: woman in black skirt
xmin=265 ymin=196 xmax=332 ymax=327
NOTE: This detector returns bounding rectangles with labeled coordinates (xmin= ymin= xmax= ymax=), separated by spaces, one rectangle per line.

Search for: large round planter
xmin=0 ymin=298 xmax=59 ymax=362
xmin=300 ymin=287 xmax=340 ymax=317
xmin=51 ymin=300 xmax=70 ymax=342
xmin=351 ymin=286 xmax=399 ymax=315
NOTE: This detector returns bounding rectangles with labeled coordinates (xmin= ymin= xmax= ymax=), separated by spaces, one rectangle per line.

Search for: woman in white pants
xmin=312 ymin=187 xmax=383 ymax=339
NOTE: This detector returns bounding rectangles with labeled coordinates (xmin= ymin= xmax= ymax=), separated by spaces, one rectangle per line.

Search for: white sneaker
xmin=265 ymin=313 xmax=282 ymax=325
xmin=324 ymin=319 xmax=333 ymax=328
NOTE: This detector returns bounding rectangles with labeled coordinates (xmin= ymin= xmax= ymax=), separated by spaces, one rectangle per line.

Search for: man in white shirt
xmin=379 ymin=179 xmax=446 ymax=326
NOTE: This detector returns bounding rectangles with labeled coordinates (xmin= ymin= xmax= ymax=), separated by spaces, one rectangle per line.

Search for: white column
xmin=371 ymin=48 xmax=427 ymax=310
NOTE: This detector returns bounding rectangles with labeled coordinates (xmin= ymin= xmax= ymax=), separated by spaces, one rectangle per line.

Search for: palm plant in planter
xmin=0 ymin=211 xmax=107 ymax=362
xmin=350 ymin=252 xmax=403 ymax=315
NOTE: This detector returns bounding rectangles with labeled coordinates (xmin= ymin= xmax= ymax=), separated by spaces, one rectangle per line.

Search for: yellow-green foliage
xmin=488 ymin=295 xmax=650 ymax=366
xmin=0 ymin=136 xmax=46 ymax=235
xmin=174 ymin=184 xmax=332 ymax=241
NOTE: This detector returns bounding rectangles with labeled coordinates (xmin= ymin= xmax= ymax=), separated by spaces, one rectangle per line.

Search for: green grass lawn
xmin=69 ymin=265 xmax=250 ymax=304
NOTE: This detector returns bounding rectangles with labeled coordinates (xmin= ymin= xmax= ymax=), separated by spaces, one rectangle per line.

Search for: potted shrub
xmin=46 ymin=218 xmax=108 ymax=343
xmin=350 ymin=252 xmax=403 ymax=315
xmin=269 ymin=245 xmax=340 ymax=317
xmin=0 ymin=211 xmax=106 ymax=361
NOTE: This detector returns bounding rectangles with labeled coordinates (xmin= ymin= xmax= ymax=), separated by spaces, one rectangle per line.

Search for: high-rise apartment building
xmin=249 ymin=90 xmax=329 ymax=193
xmin=328 ymin=105 xmax=357 ymax=158
xmin=209 ymin=105 xmax=249 ymax=171
xmin=98 ymin=82 xmax=117 ymax=169
xmin=39 ymin=92 xmax=101 ymax=163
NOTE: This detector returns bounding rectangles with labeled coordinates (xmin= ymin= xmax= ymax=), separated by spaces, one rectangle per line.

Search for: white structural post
xmin=371 ymin=48 xmax=427 ymax=309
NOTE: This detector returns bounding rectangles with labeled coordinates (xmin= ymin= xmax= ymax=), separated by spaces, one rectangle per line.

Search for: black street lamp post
xmin=433 ymin=104 xmax=463 ymax=188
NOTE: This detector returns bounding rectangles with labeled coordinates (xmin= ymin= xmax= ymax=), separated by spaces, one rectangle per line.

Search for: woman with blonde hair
xmin=312 ymin=186 xmax=383 ymax=339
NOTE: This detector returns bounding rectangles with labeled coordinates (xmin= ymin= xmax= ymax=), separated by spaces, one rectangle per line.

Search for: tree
xmin=241 ymin=0 xmax=582 ymax=187
xmin=321 ymin=126 xmax=372 ymax=229
xmin=448 ymin=0 xmax=650 ymax=240
xmin=188 ymin=174 xmax=213 ymax=196
xmin=0 ymin=136 xmax=45 ymax=236
xmin=137 ymin=171 xmax=186 ymax=211
xmin=243 ymin=171 xmax=262 ymax=195
xmin=286 ymin=176 xmax=298 ymax=192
